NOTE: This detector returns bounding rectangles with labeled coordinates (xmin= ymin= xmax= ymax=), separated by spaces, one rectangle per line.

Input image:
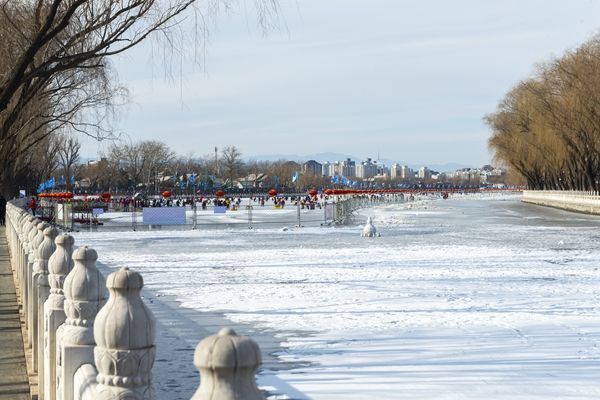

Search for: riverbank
xmin=522 ymin=190 xmax=600 ymax=214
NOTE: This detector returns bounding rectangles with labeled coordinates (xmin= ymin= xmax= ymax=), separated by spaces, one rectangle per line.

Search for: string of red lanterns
xmin=37 ymin=192 xmax=74 ymax=199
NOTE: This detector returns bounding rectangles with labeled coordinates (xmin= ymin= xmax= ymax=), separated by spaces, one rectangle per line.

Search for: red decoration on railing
xmin=215 ymin=190 xmax=225 ymax=197
xmin=268 ymin=189 xmax=278 ymax=197
xmin=162 ymin=191 xmax=172 ymax=199
xmin=99 ymin=192 xmax=111 ymax=202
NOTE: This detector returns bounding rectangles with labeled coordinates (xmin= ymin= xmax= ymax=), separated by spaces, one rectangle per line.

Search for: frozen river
xmin=73 ymin=194 xmax=600 ymax=399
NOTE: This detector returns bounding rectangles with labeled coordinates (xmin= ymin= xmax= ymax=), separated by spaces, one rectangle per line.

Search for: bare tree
xmin=78 ymin=157 xmax=118 ymax=192
xmin=55 ymin=133 xmax=81 ymax=190
xmin=221 ymin=145 xmax=244 ymax=186
xmin=107 ymin=139 xmax=174 ymax=194
xmin=0 ymin=0 xmax=279 ymax=195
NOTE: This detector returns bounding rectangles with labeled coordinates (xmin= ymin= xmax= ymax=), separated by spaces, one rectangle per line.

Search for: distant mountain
xmin=247 ymin=152 xmax=359 ymax=163
xmin=246 ymin=153 xmax=476 ymax=173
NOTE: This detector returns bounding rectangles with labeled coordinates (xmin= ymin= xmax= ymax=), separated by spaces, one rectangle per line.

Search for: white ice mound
xmin=361 ymin=217 xmax=379 ymax=237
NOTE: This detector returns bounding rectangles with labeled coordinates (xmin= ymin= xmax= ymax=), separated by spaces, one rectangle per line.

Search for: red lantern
xmin=268 ymin=188 xmax=277 ymax=197
xmin=65 ymin=192 xmax=73 ymax=199
xmin=162 ymin=191 xmax=172 ymax=199
xmin=100 ymin=192 xmax=111 ymax=201
xmin=324 ymin=189 xmax=333 ymax=195
xmin=215 ymin=190 xmax=225 ymax=197
xmin=308 ymin=189 xmax=318 ymax=197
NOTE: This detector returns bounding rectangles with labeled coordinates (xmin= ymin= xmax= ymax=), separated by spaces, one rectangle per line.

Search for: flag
xmin=331 ymin=175 xmax=339 ymax=184
xmin=48 ymin=177 xmax=56 ymax=188
xmin=342 ymin=175 xmax=349 ymax=186
xmin=292 ymin=171 xmax=300 ymax=183
xmin=188 ymin=173 xmax=196 ymax=185
xmin=59 ymin=175 xmax=65 ymax=186
xmin=70 ymin=175 xmax=75 ymax=186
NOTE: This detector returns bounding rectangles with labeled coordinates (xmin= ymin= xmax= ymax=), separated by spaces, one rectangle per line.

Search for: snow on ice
xmin=73 ymin=194 xmax=600 ymax=399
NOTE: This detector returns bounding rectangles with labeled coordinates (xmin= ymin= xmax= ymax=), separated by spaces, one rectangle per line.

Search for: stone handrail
xmin=522 ymin=190 xmax=600 ymax=214
xmin=4 ymin=201 xmax=266 ymax=400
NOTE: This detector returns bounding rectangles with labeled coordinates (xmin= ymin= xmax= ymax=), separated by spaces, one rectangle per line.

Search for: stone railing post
xmin=43 ymin=234 xmax=74 ymax=400
xmin=36 ymin=226 xmax=59 ymax=392
xmin=20 ymin=216 xmax=36 ymax=312
xmin=56 ymin=247 xmax=107 ymax=400
xmin=191 ymin=328 xmax=264 ymax=400
xmin=26 ymin=219 xmax=43 ymax=335
xmin=15 ymin=211 xmax=28 ymax=296
xmin=6 ymin=206 xmax=17 ymax=266
xmin=93 ymin=267 xmax=156 ymax=400
xmin=5 ymin=206 xmax=17 ymax=269
xmin=30 ymin=221 xmax=51 ymax=369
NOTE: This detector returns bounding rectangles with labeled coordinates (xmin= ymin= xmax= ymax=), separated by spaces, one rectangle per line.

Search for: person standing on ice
xmin=0 ymin=195 xmax=5 ymax=225
xmin=28 ymin=196 xmax=37 ymax=216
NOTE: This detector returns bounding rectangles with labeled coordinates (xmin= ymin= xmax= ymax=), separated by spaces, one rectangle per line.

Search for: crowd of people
xmin=104 ymin=194 xmax=324 ymax=212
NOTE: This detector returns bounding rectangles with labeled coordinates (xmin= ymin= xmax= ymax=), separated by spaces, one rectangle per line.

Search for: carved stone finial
xmin=44 ymin=234 xmax=75 ymax=400
xmin=192 ymin=328 xmax=264 ymax=400
xmin=35 ymin=227 xmax=59 ymax=269
xmin=58 ymin=246 xmax=107 ymax=400
xmin=94 ymin=267 xmax=156 ymax=399
xmin=29 ymin=220 xmax=46 ymax=252
xmin=48 ymin=234 xmax=75 ymax=300
xmin=63 ymin=246 xmax=107 ymax=345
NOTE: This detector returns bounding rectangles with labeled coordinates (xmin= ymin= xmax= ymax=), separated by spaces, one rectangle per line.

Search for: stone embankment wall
xmin=522 ymin=190 xmax=600 ymax=214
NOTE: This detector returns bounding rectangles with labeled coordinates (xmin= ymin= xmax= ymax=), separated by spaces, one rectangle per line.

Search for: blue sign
xmin=143 ymin=207 xmax=186 ymax=225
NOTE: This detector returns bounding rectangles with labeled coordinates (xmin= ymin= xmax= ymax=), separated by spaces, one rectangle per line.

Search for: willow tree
xmin=487 ymin=36 xmax=600 ymax=191
xmin=0 ymin=0 xmax=279 ymax=195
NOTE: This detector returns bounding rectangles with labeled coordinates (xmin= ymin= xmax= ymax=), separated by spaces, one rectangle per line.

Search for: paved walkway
xmin=0 ymin=226 xmax=30 ymax=399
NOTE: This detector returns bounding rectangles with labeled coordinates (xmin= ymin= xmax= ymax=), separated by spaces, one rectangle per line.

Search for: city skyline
xmin=80 ymin=0 xmax=600 ymax=166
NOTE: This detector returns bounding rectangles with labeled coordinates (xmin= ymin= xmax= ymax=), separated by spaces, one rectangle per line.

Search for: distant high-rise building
xmin=376 ymin=163 xmax=389 ymax=178
xmin=417 ymin=166 xmax=430 ymax=179
xmin=336 ymin=158 xmax=355 ymax=178
xmin=322 ymin=161 xmax=334 ymax=177
xmin=356 ymin=158 xmax=377 ymax=179
xmin=400 ymin=165 xmax=413 ymax=179
xmin=390 ymin=164 xmax=400 ymax=178
xmin=302 ymin=160 xmax=323 ymax=176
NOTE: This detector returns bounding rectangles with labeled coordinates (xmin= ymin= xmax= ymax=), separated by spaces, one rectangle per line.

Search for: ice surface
xmin=73 ymin=194 xmax=600 ymax=399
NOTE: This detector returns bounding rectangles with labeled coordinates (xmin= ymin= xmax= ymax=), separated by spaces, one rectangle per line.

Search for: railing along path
xmin=5 ymin=201 xmax=263 ymax=400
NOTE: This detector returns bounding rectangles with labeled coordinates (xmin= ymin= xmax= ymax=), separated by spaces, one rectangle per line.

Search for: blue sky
xmin=81 ymin=0 xmax=600 ymax=167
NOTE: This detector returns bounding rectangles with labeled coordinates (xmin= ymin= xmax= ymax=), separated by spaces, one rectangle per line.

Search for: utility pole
xmin=214 ymin=146 xmax=219 ymax=176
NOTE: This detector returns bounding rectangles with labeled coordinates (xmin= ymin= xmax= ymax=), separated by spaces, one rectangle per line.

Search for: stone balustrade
xmin=522 ymin=190 xmax=600 ymax=214
xmin=4 ymin=201 xmax=266 ymax=400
